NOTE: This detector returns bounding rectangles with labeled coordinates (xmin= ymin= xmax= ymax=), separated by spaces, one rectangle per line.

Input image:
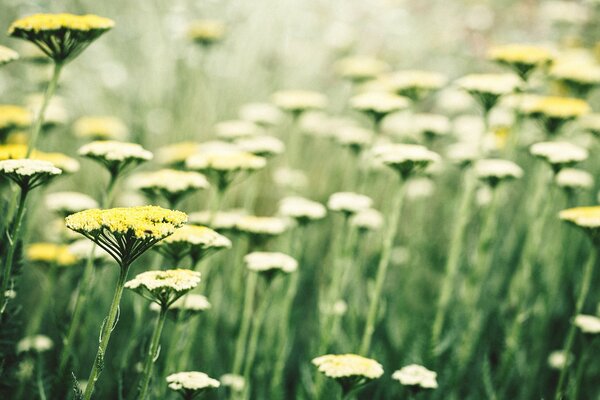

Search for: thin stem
xmin=554 ymin=250 xmax=596 ymax=400
xmin=26 ymin=61 xmax=63 ymax=157
xmin=37 ymin=353 xmax=47 ymax=400
xmin=0 ymin=187 xmax=29 ymax=313
xmin=82 ymin=265 xmax=130 ymax=400
xmin=138 ymin=306 xmax=168 ymax=400
xmin=232 ymin=271 xmax=258 ymax=375
xmin=360 ymin=179 xmax=406 ymax=355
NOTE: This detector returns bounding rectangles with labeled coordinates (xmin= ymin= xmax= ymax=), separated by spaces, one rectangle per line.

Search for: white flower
xmin=273 ymin=168 xmax=308 ymax=191
xmin=130 ymin=169 xmax=209 ymax=194
xmin=386 ymin=70 xmax=448 ymax=92
xmin=78 ymin=140 xmax=153 ymax=163
xmin=244 ymin=251 xmax=298 ymax=273
xmin=350 ymin=208 xmax=383 ymax=231
xmin=406 ymin=177 xmax=436 ymax=199
xmin=436 ymin=88 xmax=475 ymax=114
xmin=373 ymin=143 xmax=440 ymax=176
xmin=151 ymin=294 xmax=211 ymax=313
xmin=574 ymin=314 xmax=600 ymax=334
xmin=125 ymin=269 xmax=201 ymax=305
xmin=548 ymin=350 xmax=571 ymax=370
xmin=67 ymin=239 xmax=112 ymax=261
xmin=279 ymin=196 xmax=326 ymax=221
xmin=216 ymin=120 xmax=259 ymax=140
xmin=334 ymin=126 xmax=373 ymax=149
xmin=0 ymin=159 xmax=61 ymax=189
xmin=334 ymin=56 xmax=390 ymax=81
xmin=17 ymin=335 xmax=53 ymax=353
xmin=272 ymin=90 xmax=327 ymax=113
xmin=550 ymin=58 xmax=600 ymax=85
xmin=236 ymin=216 xmax=288 ymax=236
xmin=167 ymin=371 xmax=220 ymax=392
xmin=530 ymin=141 xmax=588 ymax=166
xmin=235 ymin=135 xmax=285 ymax=157
xmin=162 ymin=225 xmax=232 ymax=249
xmin=456 ymin=73 xmax=521 ymax=95
xmin=0 ymin=45 xmax=19 ymax=65
xmin=350 ymin=92 xmax=410 ymax=115
xmin=186 ymin=149 xmax=266 ymax=172
xmin=220 ymin=374 xmax=245 ymax=392
xmin=328 ymin=192 xmax=373 ymax=214
xmin=446 ymin=143 xmax=479 ymax=166
xmin=312 ymin=354 xmax=384 ymax=380
xmin=413 ymin=113 xmax=450 ymax=137
xmin=239 ymin=102 xmax=283 ymax=127
xmin=556 ymin=168 xmax=593 ymax=189
xmin=188 ymin=209 xmax=247 ymax=230
xmin=579 ymin=113 xmax=600 ymax=135
xmin=392 ymin=364 xmax=438 ymax=389
xmin=474 ymin=159 xmax=524 ymax=182
xmin=45 ymin=191 xmax=99 ymax=215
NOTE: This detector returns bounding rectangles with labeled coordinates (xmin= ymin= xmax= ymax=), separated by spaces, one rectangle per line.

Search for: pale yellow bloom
xmin=27 ymin=242 xmax=78 ymax=266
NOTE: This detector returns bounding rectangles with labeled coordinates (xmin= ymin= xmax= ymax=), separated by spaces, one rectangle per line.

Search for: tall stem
xmin=359 ymin=179 xmax=406 ymax=355
xmin=0 ymin=187 xmax=28 ymax=313
xmin=430 ymin=167 xmax=476 ymax=358
xmin=138 ymin=307 xmax=168 ymax=400
xmin=232 ymin=271 xmax=258 ymax=375
xmin=554 ymin=250 xmax=596 ymax=400
xmin=26 ymin=61 xmax=63 ymax=157
xmin=82 ymin=265 xmax=130 ymax=400
xmin=241 ymin=289 xmax=270 ymax=400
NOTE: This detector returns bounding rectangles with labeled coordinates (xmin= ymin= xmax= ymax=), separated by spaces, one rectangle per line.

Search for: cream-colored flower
xmin=156 ymin=141 xmax=202 ymax=166
xmin=125 ymin=269 xmax=201 ymax=307
xmin=73 ymin=116 xmax=129 ymax=140
xmin=271 ymin=90 xmax=327 ymax=114
xmin=406 ymin=177 xmax=436 ymax=199
xmin=16 ymin=335 xmax=53 ymax=353
xmin=457 ymin=73 xmax=521 ymax=96
xmin=234 ymin=135 xmax=285 ymax=158
xmin=559 ymin=207 xmax=600 ymax=234
xmin=488 ymin=44 xmax=553 ymax=79
xmin=385 ymin=70 xmax=447 ymax=100
xmin=446 ymin=143 xmax=479 ymax=167
xmin=526 ymin=97 xmax=590 ymax=133
xmin=373 ymin=143 xmax=440 ymax=177
xmin=187 ymin=20 xmax=225 ymax=46
xmin=0 ymin=45 xmax=19 ymax=66
xmin=350 ymin=92 xmax=410 ymax=120
xmin=244 ymin=251 xmax=298 ymax=274
xmin=334 ymin=56 xmax=389 ymax=81
xmin=579 ymin=114 xmax=600 ymax=136
xmin=216 ymin=120 xmax=259 ymax=140
xmin=530 ymin=141 xmax=588 ymax=168
xmin=334 ymin=126 xmax=373 ymax=151
xmin=235 ymin=216 xmax=288 ymax=236
xmin=188 ymin=209 xmax=247 ymax=231
xmin=413 ymin=113 xmax=450 ymax=138
xmin=0 ymin=145 xmax=81 ymax=174
xmin=0 ymin=158 xmax=61 ymax=189
xmin=45 ymin=191 xmax=99 ymax=215
xmin=392 ymin=364 xmax=438 ymax=389
xmin=550 ymin=54 xmax=600 ymax=96
xmin=67 ymin=239 xmax=112 ymax=261
xmin=548 ymin=350 xmax=571 ymax=370
xmin=350 ymin=208 xmax=383 ymax=231
xmin=79 ymin=140 xmax=152 ymax=176
xmin=328 ymin=192 xmax=372 ymax=214
xmin=574 ymin=314 xmax=600 ymax=334
xmin=220 ymin=374 xmax=245 ymax=392
xmin=130 ymin=169 xmax=209 ymax=206
xmin=239 ymin=102 xmax=283 ymax=127
xmin=167 ymin=371 xmax=220 ymax=394
xmin=474 ymin=159 xmax=523 ymax=186
xmin=556 ymin=168 xmax=593 ymax=190
xmin=157 ymin=224 xmax=231 ymax=264
xmin=312 ymin=354 xmax=384 ymax=380
xmin=279 ymin=196 xmax=326 ymax=222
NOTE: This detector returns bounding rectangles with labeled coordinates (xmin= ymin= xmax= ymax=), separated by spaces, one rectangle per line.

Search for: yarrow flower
xmin=73 ymin=116 xmax=129 ymax=140
xmin=392 ymin=364 xmax=438 ymax=390
xmin=550 ymin=57 xmax=600 ymax=98
xmin=188 ymin=209 xmax=246 ymax=231
xmin=125 ymin=269 xmax=201 ymax=309
xmin=559 ymin=206 xmax=600 ymax=244
xmin=130 ymin=169 xmax=209 ymax=207
xmin=151 ymin=293 xmax=211 ymax=316
xmin=234 ymin=135 xmax=285 ymax=158
xmin=312 ymin=354 xmax=383 ymax=395
xmin=350 ymin=208 xmax=384 ymax=231
xmin=239 ymin=102 xmax=283 ymax=127
xmin=0 ymin=159 xmax=61 ymax=190
xmin=65 ymin=205 xmax=187 ymax=267
xmin=279 ymin=196 xmax=327 ymax=223
xmin=373 ymin=143 xmax=440 ymax=178
xmin=157 ymin=141 xmax=203 ymax=167
xmin=525 ymin=96 xmax=590 ymax=134
xmin=530 ymin=141 xmax=588 ymax=172
xmin=0 ymin=45 xmax=19 ymax=66
xmin=244 ymin=252 xmax=298 ymax=276
xmin=0 ymin=105 xmax=31 ymax=143
xmin=0 ymin=144 xmax=80 ymax=173
xmin=328 ymin=192 xmax=372 ymax=215
xmin=271 ymin=90 xmax=328 ymax=116
xmin=446 ymin=143 xmax=479 ymax=167
xmin=45 ymin=191 xmax=99 ymax=216
xmin=334 ymin=56 xmax=390 ymax=82
xmin=166 ymin=371 xmax=220 ymax=398
xmin=412 ymin=113 xmax=450 ymax=140
xmin=334 ymin=126 xmax=373 ymax=153
xmin=67 ymin=239 xmax=112 ymax=262
xmin=27 ymin=242 xmax=78 ymax=266
xmin=573 ymin=314 xmax=600 ymax=334
xmin=487 ymin=44 xmax=553 ymax=80
xmin=220 ymin=373 xmax=245 ymax=392
xmin=187 ymin=20 xmax=226 ymax=47
xmin=456 ymin=73 xmax=521 ymax=113
xmin=16 ymin=335 xmax=54 ymax=353
xmin=216 ymin=120 xmax=259 ymax=141
xmin=78 ymin=140 xmax=153 ymax=177
xmin=548 ymin=350 xmax=571 ymax=370
xmin=8 ymin=13 xmax=114 ymax=63
xmin=556 ymin=168 xmax=593 ymax=190
xmin=384 ymin=69 xmax=447 ymax=101
xmin=156 ymin=224 xmax=231 ymax=265
xmin=350 ymin=92 xmax=410 ymax=125
xmin=235 ymin=216 xmax=288 ymax=237
xmin=474 ymin=159 xmax=523 ymax=187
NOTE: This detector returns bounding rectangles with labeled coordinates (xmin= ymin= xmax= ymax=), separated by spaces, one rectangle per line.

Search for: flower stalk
xmin=138 ymin=306 xmax=168 ymax=400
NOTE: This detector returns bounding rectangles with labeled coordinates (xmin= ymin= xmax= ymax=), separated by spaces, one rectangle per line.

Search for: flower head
xmin=550 ymin=57 xmax=600 ymax=98
xmin=413 ymin=113 xmax=450 ymax=140
xmin=272 ymin=90 xmax=327 ymax=115
xmin=216 ymin=120 xmax=259 ymax=141
xmin=235 ymin=216 xmax=288 ymax=237
xmin=350 ymin=208 xmax=384 ymax=231
xmin=456 ymin=73 xmax=521 ymax=113
xmin=312 ymin=354 xmax=383 ymax=394
xmin=556 ymin=168 xmax=593 ymax=190
xmin=65 ymin=206 xmax=187 ymax=266
xmin=17 ymin=335 xmax=53 ymax=353
xmin=0 ymin=45 xmax=19 ymax=66
xmin=559 ymin=206 xmax=600 ymax=244
xmin=334 ymin=56 xmax=390 ymax=82
xmin=350 ymin=92 xmax=410 ymax=124
xmin=373 ymin=143 xmax=440 ymax=178
xmin=27 ymin=242 xmax=78 ymax=266
xmin=328 ymin=192 xmax=372 ymax=215
xmin=244 ymin=251 xmax=298 ymax=276
xmin=167 ymin=371 xmax=220 ymax=398
xmin=157 ymin=141 xmax=202 ymax=167
xmin=530 ymin=141 xmax=588 ymax=172
xmin=8 ymin=13 xmax=114 ymax=63
xmin=526 ymin=96 xmax=590 ymax=134
xmin=334 ymin=126 xmax=373 ymax=153
xmin=125 ymin=269 xmax=201 ymax=308
xmin=446 ymin=143 xmax=479 ymax=167
xmin=187 ymin=20 xmax=226 ymax=47
xmin=189 ymin=209 xmax=246 ymax=231
xmin=239 ymin=102 xmax=283 ymax=127
xmin=73 ymin=116 xmax=129 ymax=140
xmin=220 ymin=374 xmax=245 ymax=392
xmin=574 ymin=314 xmax=600 ymax=334
xmin=487 ymin=44 xmax=553 ymax=80
xmin=130 ymin=169 xmax=209 ymax=207
xmin=474 ymin=159 xmax=523 ymax=187
xmin=152 ymin=293 xmax=210 ymax=314
xmin=45 ymin=191 xmax=99 ymax=216
xmin=384 ymin=70 xmax=447 ymax=101
xmin=548 ymin=350 xmax=571 ymax=370
xmin=0 ymin=158 xmax=61 ymax=190
xmin=392 ymin=364 xmax=438 ymax=390
xmin=78 ymin=140 xmax=153 ymax=177
xmin=156 ymin=224 xmax=231 ymax=265
xmin=0 ymin=105 xmax=31 ymax=143
xmin=234 ymin=135 xmax=284 ymax=158
xmin=279 ymin=196 xmax=326 ymax=223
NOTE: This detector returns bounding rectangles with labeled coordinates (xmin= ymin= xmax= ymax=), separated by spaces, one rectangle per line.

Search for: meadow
xmin=0 ymin=0 xmax=599 ymax=399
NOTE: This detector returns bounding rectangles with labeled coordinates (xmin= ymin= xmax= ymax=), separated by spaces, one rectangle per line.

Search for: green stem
xmin=37 ymin=353 xmax=47 ymax=400
xmin=82 ymin=265 xmax=130 ymax=400
xmin=241 ymin=289 xmax=270 ymax=400
xmin=26 ymin=61 xmax=63 ymax=157
xmin=0 ymin=187 xmax=29 ymax=313
xmin=138 ymin=306 xmax=168 ymax=400
xmin=232 ymin=271 xmax=258 ymax=375
xmin=430 ymin=168 xmax=476 ymax=358
xmin=359 ymin=179 xmax=406 ymax=355
xmin=554 ymin=250 xmax=596 ymax=400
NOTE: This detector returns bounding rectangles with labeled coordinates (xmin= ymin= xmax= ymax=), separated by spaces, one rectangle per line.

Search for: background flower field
xmin=0 ymin=0 xmax=600 ymax=399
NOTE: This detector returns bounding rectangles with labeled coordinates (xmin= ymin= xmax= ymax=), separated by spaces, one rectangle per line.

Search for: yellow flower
xmin=26 ymin=242 xmax=78 ymax=266
xmin=0 ymin=45 xmax=19 ymax=66
xmin=157 ymin=141 xmax=202 ymax=166
xmin=527 ymin=96 xmax=590 ymax=119
xmin=73 ymin=116 xmax=129 ymax=140
xmin=187 ymin=20 xmax=225 ymax=46
xmin=559 ymin=206 xmax=600 ymax=244
xmin=8 ymin=13 xmax=114 ymax=63
xmin=488 ymin=44 xmax=553 ymax=79
xmin=334 ymin=56 xmax=390 ymax=82
xmin=0 ymin=105 xmax=31 ymax=142
xmin=0 ymin=144 xmax=80 ymax=173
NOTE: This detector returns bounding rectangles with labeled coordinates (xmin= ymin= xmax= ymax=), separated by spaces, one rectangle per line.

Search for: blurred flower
xmin=548 ymin=350 xmax=571 ymax=370
xmin=8 ymin=13 xmax=114 ymax=63
xmin=216 ymin=120 xmax=259 ymax=141
xmin=45 ymin=191 xmax=98 ymax=216
xmin=151 ymin=293 xmax=211 ymax=315
xmin=188 ymin=209 xmax=246 ymax=231
xmin=351 ymin=208 xmax=384 ymax=231
xmin=550 ymin=56 xmax=600 ymax=98
xmin=0 ymin=159 xmax=61 ymax=190
xmin=0 ymin=45 xmax=19 ymax=66
xmin=373 ymin=143 xmax=440 ymax=178
xmin=525 ymin=96 xmax=590 ymax=135
xmin=220 ymin=374 xmax=245 ymax=392
xmin=488 ymin=44 xmax=553 ymax=80
xmin=244 ymin=252 xmax=298 ymax=276
xmin=392 ymin=364 xmax=438 ymax=390
xmin=559 ymin=206 xmax=600 ymax=244
xmin=556 ymin=168 xmax=593 ymax=190
xmin=26 ymin=94 xmax=68 ymax=128
xmin=187 ymin=20 xmax=226 ymax=47
xmin=166 ymin=371 xmax=220 ymax=397
xmin=312 ymin=354 xmax=383 ymax=394
xmin=78 ymin=140 xmax=153 ymax=177
xmin=130 ymin=169 xmax=209 ymax=207
xmin=279 ymin=196 xmax=326 ymax=223
xmin=530 ymin=141 xmax=588 ymax=172
xmin=125 ymin=269 xmax=201 ymax=308
xmin=436 ymin=88 xmax=474 ymax=115
xmin=579 ymin=113 xmax=600 ymax=136
xmin=573 ymin=314 xmax=600 ymax=334
xmin=239 ymin=102 xmax=283 ymax=127
xmin=446 ymin=143 xmax=479 ymax=168
xmin=350 ymin=91 xmax=410 ymax=126
xmin=0 ymin=105 xmax=31 ymax=143
xmin=334 ymin=125 xmax=373 ymax=154
xmin=27 ymin=242 xmax=78 ymax=266
xmin=271 ymin=90 xmax=327 ymax=116
xmin=412 ymin=113 xmax=450 ymax=141
xmin=476 ymin=186 xmax=493 ymax=206
xmin=157 ymin=141 xmax=202 ymax=167
xmin=384 ymin=70 xmax=447 ymax=101
xmin=273 ymin=167 xmax=308 ymax=192
xmin=156 ymin=224 xmax=231 ymax=265
xmin=456 ymin=73 xmax=521 ymax=113
xmin=73 ymin=116 xmax=129 ymax=140
xmin=236 ymin=216 xmax=288 ymax=236
xmin=0 ymin=144 xmax=78 ymax=173
xmin=328 ymin=192 xmax=373 ymax=214
xmin=235 ymin=135 xmax=285 ymax=158
xmin=16 ymin=335 xmax=53 ymax=353
xmin=474 ymin=159 xmax=523 ymax=187
xmin=68 ymin=239 xmax=112 ymax=261
xmin=406 ymin=177 xmax=436 ymax=199
xmin=334 ymin=56 xmax=390 ymax=82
